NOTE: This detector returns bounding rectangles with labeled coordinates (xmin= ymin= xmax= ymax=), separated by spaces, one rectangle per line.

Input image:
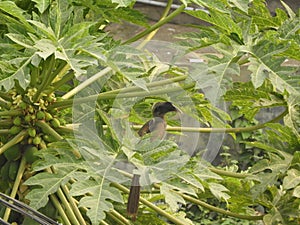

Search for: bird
xmin=127 ymin=101 xmax=179 ymax=221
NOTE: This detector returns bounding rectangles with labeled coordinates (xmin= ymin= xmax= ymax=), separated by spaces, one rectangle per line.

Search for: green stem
xmin=50 ymin=83 xmax=194 ymax=109
xmin=111 ymin=182 xmax=187 ymax=225
xmin=30 ymin=65 xmax=39 ymax=87
xmin=100 ymin=220 xmax=110 ymax=225
xmin=56 ymin=125 xmax=75 ymax=133
xmin=103 ymin=75 xmax=187 ymax=96
xmin=0 ymin=129 xmax=10 ymax=134
xmin=137 ymin=0 xmax=173 ymax=49
xmin=35 ymin=120 xmax=63 ymax=141
xmin=109 ymin=210 xmax=132 ymax=225
xmin=52 ymin=62 xmax=69 ymax=82
xmin=33 ymin=55 xmax=56 ymax=102
xmin=107 ymin=211 xmax=129 ymax=225
xmin=208 ymin=167 xmax=249 ymax=178
xmin=167 ymin=108 xmax=287 ymax=133
xmin=61 ymin=185 xmax=87 ymax=225
xmin=48 ymin=71 xmax=74 ymax=94
xmin=179 ymin=192 xmax=263 ymax=220
xmin=50 ymin=194 xmax=72 ymax=225
xmin=50 ymin=74 xmax=187 ymax=109
xmin=0 ymin=110 xmax=22 ymax=116
xmin=0 ymin=119 xmax=13 ymax=128
xmin=116 ymin=108 xmax=287 ymax=135
xmin=0 ymin=99 xmax=10 ymax=109
xmin=151 ymin=183 xmax=263 ymax=221
xmin=0 ymin=91 xmax=11 ymax=101
xmin=56 ymin=188 xmax=81 ymax=225
xmin=3 ymin=156 xmax=27 ymax=221
xmin=123 ymin=4 xmax=186 ymax=44
xmin=62 ymin=67 xmax=112 ymax=99
xmin=0 ymin=130 xmax=27 ymax=155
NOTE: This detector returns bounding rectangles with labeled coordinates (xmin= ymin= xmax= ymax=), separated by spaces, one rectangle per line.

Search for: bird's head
xmin=152 ymin=102 xmax=180 ymax=118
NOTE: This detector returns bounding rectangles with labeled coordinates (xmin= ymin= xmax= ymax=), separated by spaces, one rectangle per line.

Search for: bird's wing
xmin=138 ymin=117 xmax=166 ymax=140
xmin=149 ymin=117 xmax=166 ymax=140
xmin=137 ymin=120 xmax=151 ymax=137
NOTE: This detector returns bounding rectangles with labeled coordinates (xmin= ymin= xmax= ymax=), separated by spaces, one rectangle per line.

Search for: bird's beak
xmin=172 ymin=104 xmax=183 ymax=114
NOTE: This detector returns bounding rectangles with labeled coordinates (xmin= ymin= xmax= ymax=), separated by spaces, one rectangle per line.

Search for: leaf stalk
xmin=3 ymin=156 xmax=27 ymax=221
xmin=123 ymin=4 xmax=186 ymax=44
xmin=0 ymin=130 xmax=27 ymax=155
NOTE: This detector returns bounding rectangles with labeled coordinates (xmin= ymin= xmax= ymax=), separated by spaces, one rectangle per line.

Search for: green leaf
xmin=27 ymin=20 xmax=57 ymax=41
xmin=247 ymin=40 xmax=299 ymax=95
xmin=34 ymin=39 xmax=57 ymax=59
xmin=228 ymin=0 xmax=249 ymax=13
xmin=283 ymin=169 xmax=300 ymax=190
xmin=70 ymin=179 xmax=123 ymax=225
xmin=24 ymin=167 xmax=81 ymax=209
xmin=160 ymin=183 xmax=186 ymax=212
xmin=191 ymin=0 xmax=231 ymax=13
xmin=284 ymin=94 xmax=300 ymax=136
xmin=111 ymin=0 xmax=134 ymax=7
xmin=293 ymin=186 xmax=300 ymax=198
xmin=32 ymin=0 xmax=50 ymax=14
xmin=0 ymin=56 xmax=31 ymax=91
xmin=280 ymin=0 xmax=296 ymax=19
xmin=186 ymin=8 xmax=242 ymax=39
xmin=0 ymin=1 xmax=33 ymax=31
xmin=176 ymin=172 xmax=204 ymax=192
xmin=6 ymin=33 xmax=35 ymax=49
xmin=208 ymin=182 xmax=230 ymax=202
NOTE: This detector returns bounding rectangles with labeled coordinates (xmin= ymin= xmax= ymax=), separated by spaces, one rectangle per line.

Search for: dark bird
xmin=127 ymin=101 xmax=179 ymax=221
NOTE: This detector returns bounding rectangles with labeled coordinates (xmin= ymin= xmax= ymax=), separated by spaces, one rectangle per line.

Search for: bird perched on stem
xmin=127 ymin=101 xmax=180 ymax=221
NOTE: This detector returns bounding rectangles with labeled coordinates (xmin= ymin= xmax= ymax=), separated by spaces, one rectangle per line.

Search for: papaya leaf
xmin=0 ymin=1 xmax=33 ymax=31
xmin=160 ymin=183 xmax=186 ymax=212
xmin=24 ymin=167 xmax=85 ymax=209
xmin=186 ymin=8 xmax=242 ymax=39
xmin=191 ymin=0 xmax=231 ymax=13
xmin=204 ymin=45 xmax=241 ymax=95
xmin=32 ymin=0 xmax=50 ymax=14
xmin=208 ymin=182 xmax=230 ymax=202
xmin=70 ymin=179 xmax=123 ymax=225
xmin=293 ymin=186 xmax=300 ymax=198
xmin=111 ymin=0 xmax=135 ymax=7
xmin=284 ymin=94 xmax=300 ymax=136
xmin=247 ymin=40 xmax=299 ymax=95
xmin=249 ymin=150 xmax=293 ymax=198
xmin=228 ymin=0 xmax=249 ymax=13
xmin=283 ymin=169 xmax=300 ymax=190
xmin=0 ymin=55 xmax=32 ymax=91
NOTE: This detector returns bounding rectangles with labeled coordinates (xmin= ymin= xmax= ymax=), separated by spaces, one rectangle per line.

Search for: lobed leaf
xmin=70 ymin=180 xmax=123 ymax=225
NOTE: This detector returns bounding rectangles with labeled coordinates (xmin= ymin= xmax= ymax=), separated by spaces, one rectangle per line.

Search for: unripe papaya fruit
xmin=50 ymin=118 xmax=60 ymax=128
xmin=4 ymin=145 xmax=21 ymax=161
xmin=13 ymin=117 xmax=22 ymax=126
xmin=37 ymin=111 xmax=45 ymax=120
xmin=42 ymin=134 xmax=56 ymax=143
xmin=19 ymin=102 xmax=27 ymax=110
xmin=1 ymin=161 xmax=10 ymax=180
xmin=33 ymin=136 xmax=41 ymax=145
xmin=9 ymin=161 xmax=19 ymax=180
xmin=9 ymin=125 xmax=22 ymax=135
xmin=28 ymin=127 xmax=36 ymax=137
xmin=24 ymin=146 xmax=39 ymax=164
xmin=24 ymin=114 xmax=31 ymax=123
xmin=45 ymin=112 xmax=53 ymax=121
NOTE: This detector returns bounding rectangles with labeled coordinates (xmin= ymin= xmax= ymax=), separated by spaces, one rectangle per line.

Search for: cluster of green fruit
xmin=0 ymin=88 xmax=65 ymax=191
